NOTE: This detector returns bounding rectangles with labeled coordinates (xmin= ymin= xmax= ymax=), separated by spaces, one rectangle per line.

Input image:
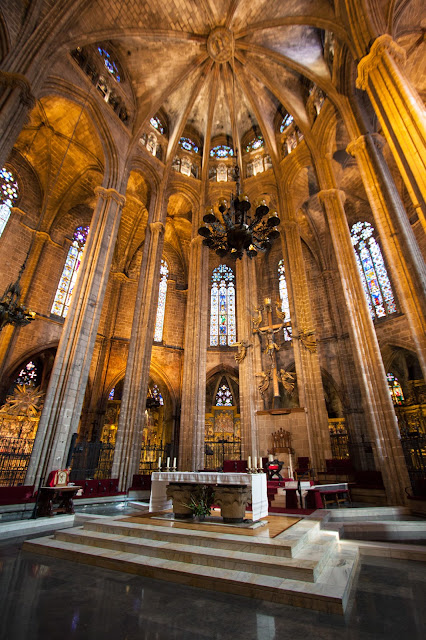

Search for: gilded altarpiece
xmin=204 ymin=406 xmax=241 ymax=470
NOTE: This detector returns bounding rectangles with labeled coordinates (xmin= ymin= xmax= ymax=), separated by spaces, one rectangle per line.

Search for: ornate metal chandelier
xmin=0 ymin=277 xmax=35 ymax=333
xmin=198 ymin=167 xmax=281 ymax=260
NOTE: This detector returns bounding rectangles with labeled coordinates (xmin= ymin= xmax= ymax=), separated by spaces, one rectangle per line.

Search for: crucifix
xmin=253 ymin=298 xmax=291 ymax=409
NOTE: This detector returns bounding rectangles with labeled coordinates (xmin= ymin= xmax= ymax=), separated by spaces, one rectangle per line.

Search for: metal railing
xmin=204 ymin=437 xmax=241 ymax=470
xmin=68 ymin=440 xmax=115 ymax=481
xmin=138 ymin=444 xmax=166 ymax=475
xmin=0 ymin=436 xmax=35 ymax=486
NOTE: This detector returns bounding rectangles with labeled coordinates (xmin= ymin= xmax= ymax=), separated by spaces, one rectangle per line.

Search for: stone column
xmin=347 ymin=133 xmax=426 ymax=376
xmin=281 ymin=220 xmax=332 ymax=472
xmin=318 ymin=186 xmax=411 ymax=504
xmin=235 ymin=256 xmax=263 ymax=460
xmin=356 ymin=35 xmax=426 ymax=229
xmin=111 ymin=220 xmax=166 ymax=489
xmin=25 ymin=186 xmax=126 ymax=486
xmin=178 ymin=235 xmax=209 ymax=471
xmin=0 ymin=71 xmax=35 ymax=169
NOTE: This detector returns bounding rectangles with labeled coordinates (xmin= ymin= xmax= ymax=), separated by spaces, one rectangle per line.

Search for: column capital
xmin=318 ymin=188 xmax=346 ymax=206
xmin=356 ymin=34 xmax=406 ymax=90
xmin=149 ymin=220 xmax=165 ymax=235
xmin=94 ymin=186 xmax=126 ymax=207
xmin=0 ymin=71 xmax=35 ymax=108
xmin=280 ymin=220 xmax=298 ymax=231
xmin=347 ymin=133 xmax=386 ymax=158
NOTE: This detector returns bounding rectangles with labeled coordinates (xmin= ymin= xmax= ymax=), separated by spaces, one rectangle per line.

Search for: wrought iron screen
xmin=138 ymin=444 xmax=166 ymax=474
xmin=69 ymin=440 xmax=115 ymax=481
xmin=0 ymin=436 xmax=35 ymax=486
xmin=204 ymin=436 xmax=241 ymax=470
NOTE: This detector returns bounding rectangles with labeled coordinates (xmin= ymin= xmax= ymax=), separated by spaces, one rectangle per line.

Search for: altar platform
xmin=23 ymin=507 xmax=359 ymax=614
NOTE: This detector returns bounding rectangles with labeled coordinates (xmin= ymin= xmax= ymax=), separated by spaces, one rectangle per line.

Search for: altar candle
xmin=158 ymin=456 xmax=161 ymax=469
xmin=248 ymin=456 xmax=251 ymax=470
xmin=253 ymin=456 xmax=257 ymax=470
xmin=166 ymin=457 xmax=170 ymax=468
xmin=173 ymin=457 xmax=177 ymax=469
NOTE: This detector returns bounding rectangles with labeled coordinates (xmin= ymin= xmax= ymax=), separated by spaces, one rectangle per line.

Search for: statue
xmin=233 ymin=340 xmax=252 ymax=363
xmin=256 ymin=370 xmax=271 ymax=399
xmin=278 ymin=369 xmax=295 ymax=394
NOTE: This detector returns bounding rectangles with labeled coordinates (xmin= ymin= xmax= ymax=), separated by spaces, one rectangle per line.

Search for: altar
xmin=149 ymin=471 xmax=268 ymax=521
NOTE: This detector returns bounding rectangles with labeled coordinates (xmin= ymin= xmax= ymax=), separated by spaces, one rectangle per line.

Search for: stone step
xmin=54 ymin=526 xmax=335 ymax=582
xmin=82 ymin=517 xmax=318 ymax=558
xmin=23 ymin=534 xmax=358 ymax=614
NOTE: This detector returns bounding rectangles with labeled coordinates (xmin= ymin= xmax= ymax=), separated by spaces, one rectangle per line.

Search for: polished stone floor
xmin=0 ymin=530 xmax=424 ymax=640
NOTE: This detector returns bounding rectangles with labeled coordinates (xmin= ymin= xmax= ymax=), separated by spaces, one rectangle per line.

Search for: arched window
xmin=215 ymin=378 xmax=234 ymax=406
xmin=179 ymin=137 xmax=199 ymax=154
xmin=15 ymin=361 xmax=40 ymax=387
xmin=0 ymin=167 xmax=19 ymax=238
xmin=210 ymin=265 xmax=236 ymax=346
xmin=278 ymin=259 xmax=292 ymax=341
xmin=351 ymin=221 xmax=397 ymax=320
xmin=154 ymin=259 xmax=169 ymax=342
xmin=148 ymin=383 xmax=164 ymax=406
xmin=279 ymin=113 xmax=293 ymax=133
xmin=97 ymin=46 xmax=121 ymax=82
xmin=150 ymin=115 xmax=165 ymax=135
xmin=387 ymin=373 xmax=404 ymax=406
xmin=51 ymin=225 xmax=89 ymax=318
xmin=210 ymin=145 xmax=234 ymax=158
xmin=246 ymin=136 xmax=264 ymax=153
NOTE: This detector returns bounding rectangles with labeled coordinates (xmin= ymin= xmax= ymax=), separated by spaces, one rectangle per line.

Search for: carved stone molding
xmin=0 ymin=71 xmax=35 ymax=109
xmin=356 ymin=34 xmax=406 ymax=91
xmin=318 ymin=188 xmax=346 ymax=207
xmin=94 ymin=186 xmax=126 ymax=207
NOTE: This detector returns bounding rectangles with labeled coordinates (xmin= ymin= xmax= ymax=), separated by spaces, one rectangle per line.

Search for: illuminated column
xmin=179 ymin=235 xmax=209 ymax=471
xmin=0 ymin=71 xmax=35 ymax=168
xmin=112 ymin=219 xmax=165 ymax=489
xmin=356 ymin=35 xmax=426 ymax=230
xmin=347 ymin=133 xmax=426 ymax=376
xmin=280 ymin=218 xmax=332 ymax=472
xmin=235 ymin=256 xmax=263 ymax=460
xmin=26 ymin=186 xmax=126 ymax=486
xmin=318 ymin=186 xmax=411 ymax=505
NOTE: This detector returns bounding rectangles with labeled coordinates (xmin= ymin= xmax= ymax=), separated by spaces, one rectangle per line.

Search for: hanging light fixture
xmin=198 ymin=162 xmax=280 ymax=259
xmin=199 ymin=28 xmax=280 ymax=259
xmin=0 ymin=267 xmax=35 ymax=332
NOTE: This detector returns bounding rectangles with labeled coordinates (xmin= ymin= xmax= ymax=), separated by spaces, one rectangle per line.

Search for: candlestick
xmin=247 ymin=456 xmax=251 ymax=471
xmin=173 ymin=457 xmax=177 ymax=469
xmin=253 ymin=456 xmax=257 ymax=471
xmin=158 ymin=456 xmax=161 ymax=470
xmin=166 ymin=457 xmax=170 ymax=469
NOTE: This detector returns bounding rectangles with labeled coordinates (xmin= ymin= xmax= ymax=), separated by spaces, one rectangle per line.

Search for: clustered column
xmin=178 ymin=235 xmax=209 ymax=471
xmin=112 ymin=219 xmax=166 ymax=490
xmin=235 ymin=256 xmax=263 ymax=461
xmin=0 ymin=71 xmax=35 ymax=169
xmin=280 ymin=218 xmax=332 ymax=471
xmin=318 ymin=186 xmax=411 ymax=504
xmin=356 ymin=35 xmax=426 ymax=230
xmin=25 ymin=186 xmax=126 ymax=486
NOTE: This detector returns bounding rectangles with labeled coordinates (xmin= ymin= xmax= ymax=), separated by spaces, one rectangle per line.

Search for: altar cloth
xmin=149 ymin=471 xmax=268 ymax=521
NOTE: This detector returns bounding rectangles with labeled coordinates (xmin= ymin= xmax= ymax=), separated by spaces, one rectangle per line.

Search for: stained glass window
xmin=149 ymin=384 xmax=164 ymax=406
xmin=179 ymin=137 xmax=199 ymax=154
xmin=15 ymin=361 xmax=39 ymax=387
xmin=154 ymin=259 xmax=169 ymax=342
xmin=351 ymin=221 xmax=397 ymax=320
xmin=210 ymin=145 xmax=234 ymax=158
xmin=279 ymin=114 xmax=293 ymax=133
xmin=278 ymin=259 xmax=292 ymax=341
xmin=215 ymin=379 xmax=234 ymax=406
xmin=246 ymin=136 xmax=264 ymax=153
xmin=97 ymin=47 xmax=121 ymax=82
xmin=387 ymin=373 xmax=404 ymax=405
xmin=0 ymin=168 xmax=19 ymax=238
xmin=210 ymin=265 xmax=236 ymax=346
xmin=108 ymin=387 xmax=115 ymax=400
xmin=150 ymin=116 xmax=165 ymax=135
xmin=51 ymin=225 xmax=89 ymax=318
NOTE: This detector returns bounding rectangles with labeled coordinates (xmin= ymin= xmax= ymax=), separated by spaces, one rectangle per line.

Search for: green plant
xmin=184 ymin=485 xmax=215 ymax=518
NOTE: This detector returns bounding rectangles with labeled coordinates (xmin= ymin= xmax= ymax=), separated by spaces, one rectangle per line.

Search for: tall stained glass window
xmin=351 ymin=221 xmax=397 ymax=320
xmin=0 ymin=167 xmax=19 ymax=238
xmin=387 ymin=373 xmax=404 ymax=406
xmin=215 ymin=378 xmax=234 ymax=406
xmin=97 ymin=47 xmax=121 ymax=82
xmin=154 ymin=259 xmax=169 ymax=342
xmin=210 ymin=265 xmax=236 ymax=346
xmin=278 ymin=259 xmax=292 ymax=341
xmin=51 ymin=225 xmax=89 ymax=318
xmin=149 ymin=384 xmax=164 ymax=406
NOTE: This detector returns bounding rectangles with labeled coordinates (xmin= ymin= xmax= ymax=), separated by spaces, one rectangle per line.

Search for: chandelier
xmin=0 ymin=277 xmax=35 ymax=332
xmin=198 ymin=166 xmax=281 ymax=260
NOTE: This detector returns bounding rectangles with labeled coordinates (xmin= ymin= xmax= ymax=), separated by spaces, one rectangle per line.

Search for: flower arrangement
xmin=184 ymin=485 xmax=215 ymax=519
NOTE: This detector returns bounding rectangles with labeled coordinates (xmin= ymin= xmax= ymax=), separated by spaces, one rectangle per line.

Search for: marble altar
xmin=149 ymin=471 xmax=268 ymax=521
